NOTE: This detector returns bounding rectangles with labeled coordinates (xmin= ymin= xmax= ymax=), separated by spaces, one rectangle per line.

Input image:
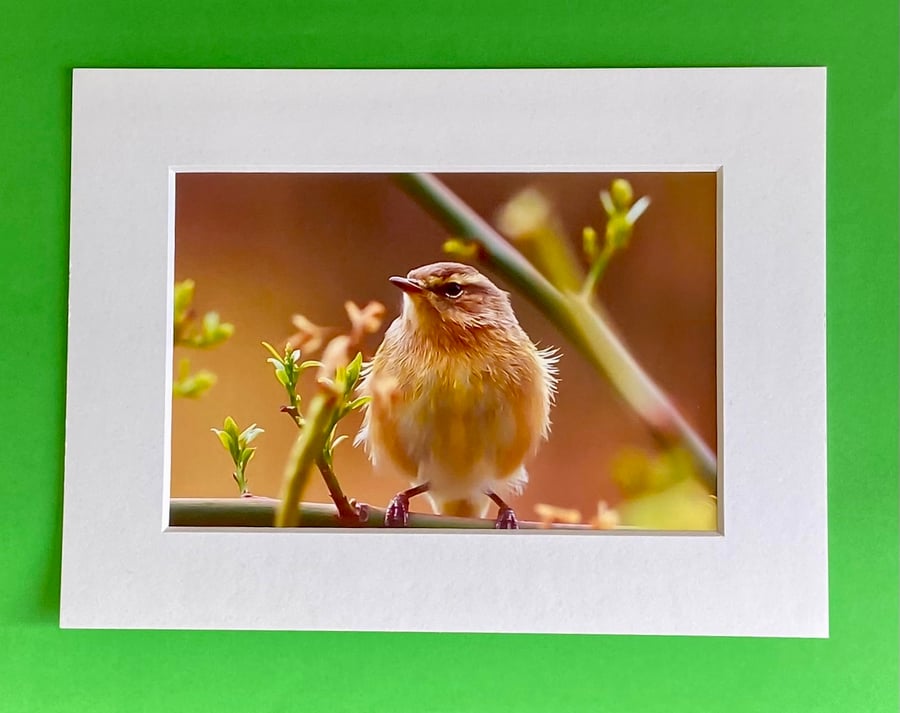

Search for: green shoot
xmin=319 ymin=351 xmax=371 ymax=469
xmin=173 ymin=279 xmax=235 ymax=349
xmin=262 ymin=341 xmax=322 ymax=425
xmin=579 ymin=178 xmax=651 ymax=298
xmin=172 ymin=358 xmax=217 ymax=399
xmin=211 ymin=416 xmax=264 ymax=496
xmin=173 ymin=279 xmax=234 ymax=398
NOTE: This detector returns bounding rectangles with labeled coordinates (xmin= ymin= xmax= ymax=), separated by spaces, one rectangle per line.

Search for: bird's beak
xmin=389 ymin=276 xmax=425 ymax=294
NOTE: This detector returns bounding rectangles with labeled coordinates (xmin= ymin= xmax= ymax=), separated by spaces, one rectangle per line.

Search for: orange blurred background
xmin=171 ymin=172 xmax=716 ymax=521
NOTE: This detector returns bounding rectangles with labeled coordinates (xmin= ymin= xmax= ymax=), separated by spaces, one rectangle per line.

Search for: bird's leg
xmin=384 ymin=482 xmax=431 ymax=527
xmin=485 ymin=490 xmax=519 ymax=530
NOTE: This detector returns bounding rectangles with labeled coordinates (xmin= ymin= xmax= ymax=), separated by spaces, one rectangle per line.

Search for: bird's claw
xmin=384 ymin=494 xmax=410 ymax=527
xmin=348 ymin=499 xmax=370 ymax=524
xmin=495 ymin=507 xmax=519 ymax=530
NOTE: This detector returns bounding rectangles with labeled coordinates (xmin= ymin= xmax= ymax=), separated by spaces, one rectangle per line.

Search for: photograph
xmin=60 ymin=66 xmax=832 ymax=641
xmin=168 ymin=171 xmax=718 ymax=531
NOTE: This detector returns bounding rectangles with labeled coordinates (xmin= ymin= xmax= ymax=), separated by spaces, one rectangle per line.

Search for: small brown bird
xmin=356 ymin=262 xmax=558 ymax=528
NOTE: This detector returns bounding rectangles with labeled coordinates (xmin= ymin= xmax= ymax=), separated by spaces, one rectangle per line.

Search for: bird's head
xmin=389 ymin=262 xmax=516 ymax=334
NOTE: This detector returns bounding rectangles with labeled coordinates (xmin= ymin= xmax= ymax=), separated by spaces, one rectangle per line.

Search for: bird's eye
xmin=440 ymin=282 xmax=464 ymax=298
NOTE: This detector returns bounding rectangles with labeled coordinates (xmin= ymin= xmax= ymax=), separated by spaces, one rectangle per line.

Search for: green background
xmin=1 ymin=1 xmax=897 ymax=711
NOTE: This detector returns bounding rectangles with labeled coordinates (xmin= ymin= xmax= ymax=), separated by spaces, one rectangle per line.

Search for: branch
xmin=315 ymin=456 xmax=358 ymax=520
xmin=395 ymin=173 xmax=717 ymax=491
xmin=274 ymin=390 xmax=339 ymax=527
xmin=169 ymin=497 xmax=599 ymax=530
xmin=280 ymin=405 xmax=359 ymax=521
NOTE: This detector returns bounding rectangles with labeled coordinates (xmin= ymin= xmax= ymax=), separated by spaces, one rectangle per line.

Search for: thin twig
xmin=280 ymin=405 xmax=358 ymax=520
xmin=579 ymin=243 xmax=616 ymax=299
xmin=395 ymin=173 xmax=717 ymax=490
xmin=315 ymin=457 xmax=358 ymax=520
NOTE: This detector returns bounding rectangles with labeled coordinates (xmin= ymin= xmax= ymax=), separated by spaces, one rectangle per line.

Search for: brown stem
xmin=315 ymin=457 xmax=359 ymax=521
xmin=280 ymin=405 xmax=358 ymax=521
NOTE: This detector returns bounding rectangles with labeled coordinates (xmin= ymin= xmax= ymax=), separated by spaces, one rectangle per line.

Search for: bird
xmin=355 ymin=261 xmax=558 ymax=529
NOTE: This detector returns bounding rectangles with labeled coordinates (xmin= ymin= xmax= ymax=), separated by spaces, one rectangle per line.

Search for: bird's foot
xmin=384 ymin=494 xmax=411 ymax=527
xmin=494 ymin=507 xmax=519 ymax=530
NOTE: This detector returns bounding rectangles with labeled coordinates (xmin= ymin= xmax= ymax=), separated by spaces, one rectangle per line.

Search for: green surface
xmin=1 ymin=1 xmax=897 ymax=711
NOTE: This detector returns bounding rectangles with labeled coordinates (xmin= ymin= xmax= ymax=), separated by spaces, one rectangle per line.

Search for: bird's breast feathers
xmin=358 ymin=335 xmax=555 ymax=496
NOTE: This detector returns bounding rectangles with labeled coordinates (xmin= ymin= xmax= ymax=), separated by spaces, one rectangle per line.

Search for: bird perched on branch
xmin=356 ymin=262 xmax=558 ymax=528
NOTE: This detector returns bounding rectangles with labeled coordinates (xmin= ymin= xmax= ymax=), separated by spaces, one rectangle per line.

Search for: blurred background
xmin=171 ymin=172 xmax=716 ymax=523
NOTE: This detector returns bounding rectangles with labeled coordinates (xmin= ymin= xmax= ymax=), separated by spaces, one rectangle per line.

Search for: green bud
xmin=610 ymin=179 xmax=634 ymax=211
xmin=582 ymin=226 xmax=598 ymax=259
xmin=443 ymin=238 xmax=480 ymax=259
xmin=202 ymin=311 xmax=221 ymax=335
xmin=174 ymin=368 xmax=216 ymax=398
xmin=173 ymin=280 xmax=195 ymax=320
xmin=214 ymin=322 xmax=235 ymax=341
xmin=345 ymin=352 xmax=363 ymax=387
xmin=606 ymin=214 xmax=633 ymax=250
xmin=224 ymin=416 xmax=239 ymax=441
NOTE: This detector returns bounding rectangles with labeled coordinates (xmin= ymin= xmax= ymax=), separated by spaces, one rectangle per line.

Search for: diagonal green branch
xmin=395 ymin=172 xmax=717 ymax=491
xmin=275 ymin=390 xmax=339 ymax=527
